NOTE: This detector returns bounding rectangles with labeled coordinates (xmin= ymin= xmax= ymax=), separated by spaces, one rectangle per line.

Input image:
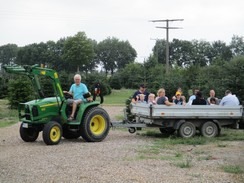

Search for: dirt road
xmin=0 ymin=106 xmax=244 ymax=183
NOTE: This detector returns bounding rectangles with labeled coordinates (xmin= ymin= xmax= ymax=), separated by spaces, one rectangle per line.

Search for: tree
xmin=96 ymin=37 xmax=137 ymax=75
xmin=152 ymin=39 xmax=167 ymax=65
xmin=222 ymin=56 xmax=244 ymax=101
xmin=211 ymin=40 xmax=232 ymax=62
xmin=16 ymin=42 xmax=50 ymax=66
xmin=7 ymin=77 xmax=35 ymax=108
xmin=0 ymin=44 xmax=18 ymax=65
xmin=119 ymin=63 xmax=144 ymax=88
xmin=170 ymin=39 xmax=194 ymax=67
xmin=230 ymin=35 xmax=244 ymax=57
xmin=62 ymin=32 xmax=95 ymax=73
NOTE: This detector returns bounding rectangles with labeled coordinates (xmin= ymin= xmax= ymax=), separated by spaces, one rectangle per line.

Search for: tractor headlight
xmin=32 ymin=106 xmax=39 ymax=117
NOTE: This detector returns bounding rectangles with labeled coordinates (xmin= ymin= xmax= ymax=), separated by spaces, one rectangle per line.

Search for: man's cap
xmin=140 ymin=84 xmax=146 ymax=88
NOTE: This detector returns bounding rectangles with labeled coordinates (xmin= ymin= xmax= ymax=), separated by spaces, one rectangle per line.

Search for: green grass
xmin=140 ymin=128 xmax=244 ymax=144
xmin=103 ymin=89 xmax=134 ymax=105
xmin=0 ymin=99 xmax=19 ymax=128
xmin=221 ymin=165 xmax=244 ymax=174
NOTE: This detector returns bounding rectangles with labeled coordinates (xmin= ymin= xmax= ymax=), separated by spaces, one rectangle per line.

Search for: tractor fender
xmin=76 ymin=101 xmax=100 ymax=122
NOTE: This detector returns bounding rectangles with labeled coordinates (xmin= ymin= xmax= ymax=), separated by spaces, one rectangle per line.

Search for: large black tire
xmin=159 ymin=128 xmax=176 ymax=135
xmin=43 ymin=121 xmax=62 ymax=145
xmin=62 ymin=124 xmax=80 ymax=139
xmin=19 ymin=123 xmax=39 ymax=142
xmin=200 ymin=121 xmax=218 ymax=138
xmin=80 ymin=107 xmax=110 ymax=142
xmin=178 ymin=122 xmax=196 ymax=138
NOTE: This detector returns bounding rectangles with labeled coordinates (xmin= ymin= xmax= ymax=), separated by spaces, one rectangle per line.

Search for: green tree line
xmin=0 ymin=32 xmax=244 ymax=106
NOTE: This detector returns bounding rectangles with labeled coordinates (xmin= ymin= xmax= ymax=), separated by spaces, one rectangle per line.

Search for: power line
xmin=150 ymin=19 xmax=184 ymax=74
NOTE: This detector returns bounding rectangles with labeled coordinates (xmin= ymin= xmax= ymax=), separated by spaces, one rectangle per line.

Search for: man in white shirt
xmin=219 ymin=90 xmax=240 ymax=106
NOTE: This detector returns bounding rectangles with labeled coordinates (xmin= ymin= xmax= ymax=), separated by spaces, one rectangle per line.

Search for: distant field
xmin=102 ymin=89 xmax=135 ymax=105
xmin=0 ymin=99 xmax=18 ymax=128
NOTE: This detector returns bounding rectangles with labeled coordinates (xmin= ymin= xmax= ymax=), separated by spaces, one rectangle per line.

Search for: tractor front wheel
xmin=80 ymin=107 xmax=110 ymax=142
xmin=43 ymin=121 xmax=62 ymax=145
xmin=19 ymin=123 xmax=39 ymax=142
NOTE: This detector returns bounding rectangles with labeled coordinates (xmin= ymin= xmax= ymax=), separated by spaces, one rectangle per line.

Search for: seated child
xmin=209 ymin=97 xmax=217 ymax=105
xmin=136 ymin=94 xmax=147 ymax=103
xmin=147 ymin=93 xmax=156 ymax=105
xmin=173 ymin=91 xmax=186 ymax=105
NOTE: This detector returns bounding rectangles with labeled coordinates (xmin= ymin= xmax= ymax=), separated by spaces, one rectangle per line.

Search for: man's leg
xmin=69 ymin=99 xmax=82 ymax=120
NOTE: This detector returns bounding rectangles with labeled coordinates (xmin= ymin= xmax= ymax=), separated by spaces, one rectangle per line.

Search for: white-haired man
xmin=64 ymin=74 xmax=91 ymax=121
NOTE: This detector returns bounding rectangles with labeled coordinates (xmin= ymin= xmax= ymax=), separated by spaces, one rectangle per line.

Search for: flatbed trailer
xmin=112 ymin=103 xmax=244 ymax=138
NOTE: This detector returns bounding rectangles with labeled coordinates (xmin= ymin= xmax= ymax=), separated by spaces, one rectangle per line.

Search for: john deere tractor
xmin=3 ymin=64 xmax=110 ymax=145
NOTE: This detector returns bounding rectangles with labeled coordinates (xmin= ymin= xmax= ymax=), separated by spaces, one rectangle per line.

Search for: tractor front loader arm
xmin=3 ymin=64 xmax=65 ymax=100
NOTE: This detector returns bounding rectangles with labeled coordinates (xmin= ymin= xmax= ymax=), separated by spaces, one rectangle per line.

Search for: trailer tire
xmin=20 ymin=123 xmax=39 ymax=142
xmin=128 ymin=127 xmax=136 ymax=134
xmin=201 ymin=121 xmax=218 ymax=138
xmin=43 ymin=121 xmax=62 ymax=145
xmin=80 ymin=107 xmax=110 ymax=142
xmin=178 ymin=122 xmax=196 ymax=138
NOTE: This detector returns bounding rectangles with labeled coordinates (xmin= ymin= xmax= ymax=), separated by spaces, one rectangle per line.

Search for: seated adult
xmin=219 ymin=90 xmax=240 ymax=106
xmin=131 ymin=84 xmax=150 ymax=103
xmin=207 ymin=90 xmax=219 ymax=105
xmin=192 ymin=91 xmax=207 ymax=105
xmin=63 ymin=74 xmax=92 ymax=121
xmin=156 ymin=88 xmax=174 ymax=106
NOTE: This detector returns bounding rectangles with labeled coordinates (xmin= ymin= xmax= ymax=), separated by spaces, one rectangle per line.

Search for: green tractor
xmin=3 ymin=64 xmax=110 ymax=145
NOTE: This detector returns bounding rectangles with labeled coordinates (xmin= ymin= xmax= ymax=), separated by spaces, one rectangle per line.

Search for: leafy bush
xmin=7 ymin=77 xmax=35 ymax=108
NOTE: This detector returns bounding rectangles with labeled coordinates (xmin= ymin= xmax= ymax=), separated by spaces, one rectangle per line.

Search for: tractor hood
xmin=19 ymin=97 xmax=62 ymax=122
xmin=24 ymin=97 xmax=62 ymax=108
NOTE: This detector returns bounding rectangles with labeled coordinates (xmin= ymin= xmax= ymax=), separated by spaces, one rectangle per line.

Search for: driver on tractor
xmin=63 ymin=74 xmax=92 ymax=121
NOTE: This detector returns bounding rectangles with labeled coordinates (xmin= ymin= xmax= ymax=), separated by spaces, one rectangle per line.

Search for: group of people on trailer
xmin=131 ymin=84 xmax=240 ymax=107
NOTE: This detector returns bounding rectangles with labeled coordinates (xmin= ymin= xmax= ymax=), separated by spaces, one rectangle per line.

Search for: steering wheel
xmin=64 ymin=92 xmax=73 ymax=99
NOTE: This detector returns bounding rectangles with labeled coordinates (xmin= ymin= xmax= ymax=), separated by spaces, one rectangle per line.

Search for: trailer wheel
xmin=201 ymin=121 xmax=218 ymax=138
xmin=19 ymin=123 xmax=39 ymax=142
xmin=178 ymin=122 xmax=196 ymax=138
xmin=80 ymin=107 xmax=110 ymax=142
xmin=159 ymin=128 xmax=175 ymax=135
xmin=128 ymin=127 xmax=136 ymax=134
xmin=62 ymin=124 xmax=80 ymax=139
xmin=43 ymin=121 xmax=62 ymax=145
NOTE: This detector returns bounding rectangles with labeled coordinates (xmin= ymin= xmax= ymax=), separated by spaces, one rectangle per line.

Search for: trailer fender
xmin=212 ymin=120 xmax=221 ymax=133
xmin=174 ymin=120 xmax=186 ymax=130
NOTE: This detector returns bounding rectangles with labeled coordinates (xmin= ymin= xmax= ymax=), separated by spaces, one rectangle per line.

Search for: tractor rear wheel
xmin=43 ymin=121 xmax=62 ymax=145
xmin=80 ymin=107 xmax=110 ymax=142
xmin=19 ymin=123 xmax=39 ymax=142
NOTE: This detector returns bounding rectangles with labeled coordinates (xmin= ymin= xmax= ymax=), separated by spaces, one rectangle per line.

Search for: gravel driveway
xmin=0 ymin=105 xmax=244 ymax=183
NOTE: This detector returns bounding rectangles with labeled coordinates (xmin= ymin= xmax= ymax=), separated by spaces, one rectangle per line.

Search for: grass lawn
xmin=0 ymin=99 xmax=18 ymax=128
xmin=101 ymin=88 xmax=135 ymax=105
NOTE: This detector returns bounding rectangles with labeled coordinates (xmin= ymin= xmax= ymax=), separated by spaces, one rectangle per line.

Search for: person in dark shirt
xmin=173 ymin=91 xmax=186 ymax=105
xmin=131 ymin=84 xmax=149 ymax=103
xmin=192 ymin=91 xmax=207 ymax=105
xmin=92 ymin=82 xmax=104 ymax=104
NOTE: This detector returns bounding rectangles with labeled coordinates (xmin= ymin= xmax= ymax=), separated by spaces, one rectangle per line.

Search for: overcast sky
xmin=0 ymin=0 xmax=243 ymax=62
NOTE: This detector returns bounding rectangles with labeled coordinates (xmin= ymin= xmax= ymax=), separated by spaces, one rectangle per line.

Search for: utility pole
xmin=150 ymin=19 xmax=183 ymax=74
